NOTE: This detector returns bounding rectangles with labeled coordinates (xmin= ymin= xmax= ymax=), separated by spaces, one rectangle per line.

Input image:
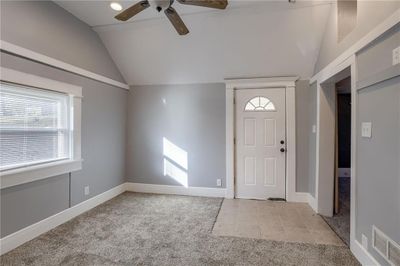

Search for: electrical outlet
xmin=312 ymin=125 xmax=316 ymax=133
xmin=84 ymin=186 xmax=90 ymax=196
xmin=361 ymin=122 xmax=372 ymax=138
xmin=362 ymin=234 xmax=368 ymax=250
xmin=393 ymin=46 xmax=400 ymax=66
xmin=216 ymin=179 xmax=222 ymax=187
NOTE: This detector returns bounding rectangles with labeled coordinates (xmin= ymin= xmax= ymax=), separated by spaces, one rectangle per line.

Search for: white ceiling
xmin=55 ymin=0 xmax=270 ymax=27
xmin=55 ymin=1 xmax=332 ymax=85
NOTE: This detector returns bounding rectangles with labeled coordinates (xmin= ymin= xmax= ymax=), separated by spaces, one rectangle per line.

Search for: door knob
xmin=280 ymin=148 xmax=286 ymax=152
xmin=280 ymin=140 xmax=285 ymax=144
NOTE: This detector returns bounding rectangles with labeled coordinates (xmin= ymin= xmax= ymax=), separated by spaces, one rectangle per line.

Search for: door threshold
xmin=267 ymin=197 xmax=286 ymax=202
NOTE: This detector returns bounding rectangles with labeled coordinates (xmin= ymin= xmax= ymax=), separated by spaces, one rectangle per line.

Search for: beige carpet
xmin=1 ymin=192 xmax=360 ymax=266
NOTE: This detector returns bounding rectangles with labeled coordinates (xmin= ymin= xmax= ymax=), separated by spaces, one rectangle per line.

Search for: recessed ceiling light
xmin=110 ymin=2 xmax=123 ymax=11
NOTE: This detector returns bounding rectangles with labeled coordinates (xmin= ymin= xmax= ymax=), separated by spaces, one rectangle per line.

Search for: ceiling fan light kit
xmin=114 ymin=0 xmax=228 ymax=35
xmin=110 ymin=2 xmax=123 ymax=11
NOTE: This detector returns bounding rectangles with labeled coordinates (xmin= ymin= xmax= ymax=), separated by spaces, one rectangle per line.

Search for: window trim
xmin=0 ymin=67 xmax=82 ymax=189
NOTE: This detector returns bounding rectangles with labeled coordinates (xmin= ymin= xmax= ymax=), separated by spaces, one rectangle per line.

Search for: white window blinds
xmin=0 ymin=82 xmax=71 ymax=171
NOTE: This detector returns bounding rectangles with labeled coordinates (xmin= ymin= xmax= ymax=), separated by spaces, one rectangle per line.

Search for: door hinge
xmin=233 ymin=97 xmax=236 ymax=104
xmin=234 ymin=137 xmax=236 ymax=145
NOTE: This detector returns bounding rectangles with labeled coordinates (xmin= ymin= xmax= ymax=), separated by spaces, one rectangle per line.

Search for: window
xmin=0 ymin=67 xmax=82 ymax=189
xmin=244 ymin=96 xmax=276 ymax=111
xmin=0 ymin=82 xmax=71 ymax=170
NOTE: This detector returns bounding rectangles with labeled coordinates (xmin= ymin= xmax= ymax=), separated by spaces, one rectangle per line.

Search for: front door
xmin=235 ymin=88 xmax=286 ymax=200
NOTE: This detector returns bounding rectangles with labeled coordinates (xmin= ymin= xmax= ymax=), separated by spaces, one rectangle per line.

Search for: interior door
xmin=235 ymin=88 xmax=286 ymax=200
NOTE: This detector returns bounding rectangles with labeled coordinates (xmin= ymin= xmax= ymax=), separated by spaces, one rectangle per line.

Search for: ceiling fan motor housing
xmin=150 ymin=0 xmax=171 ymax=12
xmin=115 ymin=0 xmax=227 ymax=35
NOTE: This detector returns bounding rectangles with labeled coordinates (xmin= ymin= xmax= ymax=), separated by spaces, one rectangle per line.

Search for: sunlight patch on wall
xmin=163 ymin=158 xmax=188 ymax=187
xmin=163 ymin=137 xmax=188 ymax=170
xmin=162 ymin=137 xmax=188 ymax=187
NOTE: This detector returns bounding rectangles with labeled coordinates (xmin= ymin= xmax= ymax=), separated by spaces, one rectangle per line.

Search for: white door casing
xmin=225 ymin=77 xmax=298 ymax=202
xmin=235 ymin=88 xmax=286 ymax=200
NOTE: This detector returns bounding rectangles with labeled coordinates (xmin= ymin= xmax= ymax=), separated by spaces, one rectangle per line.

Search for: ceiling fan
xmin=114 ymin=0 xmax=228 ymax=35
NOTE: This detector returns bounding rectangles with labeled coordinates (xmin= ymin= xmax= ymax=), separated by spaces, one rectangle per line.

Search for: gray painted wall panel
xmin=126 ymin=83 xmax=226 ymax=188
xmin=0 ymin=51 xmax=127 ymax=236
xmin=357 ymin=24 xmax=400 ymax=82
xmin=356 ymin=77 xmax=399 ymax=266
xmin=314 ymin=1 xmax=400 ymax=74
xmin=0 ymin=1 xmax=125 ymax=83
xmin=355 ymin=25 xmax=400 ymax=265
xmin=296 ymin=80 xmax=310 ymax=192
xmin=1 ymin=174 xmax=69 ymax=238
xmin=308 ymin=82 xmax=317 ymax=197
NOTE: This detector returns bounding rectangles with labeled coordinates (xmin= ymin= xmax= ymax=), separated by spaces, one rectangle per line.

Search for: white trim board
xmin=314 ymin=54 xmax=358 ymax=256
xmin=0 ymin=40 xmax=129 ymax=90
xmin=351 ymin=239 xmax=381 ymax=266
xmin=224 ymin=77 xmax=299 ymax=202
xmin=125 ymin=182 xmax=226 ymax=198
xmin=307 ymin=194 xmax=318 ymax=212
xmin=0 ymin=184 xmax=126 ymax=256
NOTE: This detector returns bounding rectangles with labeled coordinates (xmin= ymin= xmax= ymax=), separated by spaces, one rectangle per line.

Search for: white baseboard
xmin=0 ymin=183 xmax=125 ymax=256
xmin=308 ymin=193 xmax=318 ymax=212
xmin=1 ymin=181 xmax=374 ymax=266
xmin=351 ymin=239 xmax=380 ymax=266
xmin=288 ymin=192 xmax=309 ymax=203
xmin=125 ymin=182 xmax=226 ymax=198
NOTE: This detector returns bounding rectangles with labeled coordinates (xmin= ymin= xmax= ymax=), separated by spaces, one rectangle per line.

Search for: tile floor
xmin=213 ymin=199 xmax=345 ymax=246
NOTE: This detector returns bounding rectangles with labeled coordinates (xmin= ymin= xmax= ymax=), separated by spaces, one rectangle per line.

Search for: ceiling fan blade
xmin=164 ymin=7 xmax=189 ymax=35
xmin=177 ymin=0 xmax=228 ymax=9
xmin=114 ymin=0 xmax=150 ymax=21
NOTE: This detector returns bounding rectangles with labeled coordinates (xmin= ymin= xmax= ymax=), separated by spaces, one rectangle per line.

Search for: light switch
xmin=361 ymin=122 xmax=372 ymax=138
xmin=312 ymin=125 xmax=316 ymax=133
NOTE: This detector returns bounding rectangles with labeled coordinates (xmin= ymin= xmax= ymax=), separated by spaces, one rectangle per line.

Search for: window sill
xmin=0 ymin=159 xmax=83 ymax=189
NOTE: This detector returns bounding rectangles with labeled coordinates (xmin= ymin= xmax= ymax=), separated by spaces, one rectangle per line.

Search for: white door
xmin=235 ymin=88 xmax=286 ymax=200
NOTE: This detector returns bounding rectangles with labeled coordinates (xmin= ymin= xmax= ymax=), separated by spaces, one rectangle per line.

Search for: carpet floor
xmin=322 ymin=177 xmax=351 ymax=246
xmin=1 ymin=192 xmax=359 ymax=266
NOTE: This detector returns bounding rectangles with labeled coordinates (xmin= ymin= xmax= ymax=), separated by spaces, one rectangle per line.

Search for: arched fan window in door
xmin=244 ymin=96 xmax=276 ymax=111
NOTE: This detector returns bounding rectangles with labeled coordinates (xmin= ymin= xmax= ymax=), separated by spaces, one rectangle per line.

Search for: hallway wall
xmin=355 ymin=24 xmax=400 ymax=266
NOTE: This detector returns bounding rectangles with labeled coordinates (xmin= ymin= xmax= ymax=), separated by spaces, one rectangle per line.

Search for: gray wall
xmin=295 ymin=80 xmax=311 ymax=193
xmin=1 ymin=174 xmax=69 ymax=237
xmin=0 ymin=0 xmax=128 ymax=237
xmin=126 ymin=83 xmax=226 ymax=188
xmin=0 ymin=1 xmax=125 ymax=83
xmin=127 ymin=81 xmax=312 ymax=192
xmin=355 ymin=26 xmax=400 ymax=266
xmin=0 ymin=52 xmax=128 ymax=237
xmin=308 ymin=82 xmax=318 ymax=197
xmin=314 ymin=1 xmax=400 ymax=74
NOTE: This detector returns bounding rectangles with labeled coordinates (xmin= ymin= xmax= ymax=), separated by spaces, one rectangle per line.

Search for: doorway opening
xmin=322 ymin=76 xmax=352 ymax=246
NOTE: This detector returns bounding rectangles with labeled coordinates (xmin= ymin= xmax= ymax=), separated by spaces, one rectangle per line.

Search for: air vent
xmin=388 ymin=241 xmax=400 ymax=266
xmin=372 ymin=225 xmax=400 ymax=266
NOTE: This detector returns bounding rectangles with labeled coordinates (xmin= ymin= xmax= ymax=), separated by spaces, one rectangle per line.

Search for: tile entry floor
xmin=213 ymin=199 xmax=345 ymax=246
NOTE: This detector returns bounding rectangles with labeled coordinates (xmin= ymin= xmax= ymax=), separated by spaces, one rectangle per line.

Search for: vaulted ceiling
xmin=55 ymin=1 xmax=332 ymax=85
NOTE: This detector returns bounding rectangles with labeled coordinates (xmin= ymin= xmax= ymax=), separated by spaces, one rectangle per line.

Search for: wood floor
xmin=213 ymin=199 xmax=345 ymax=246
